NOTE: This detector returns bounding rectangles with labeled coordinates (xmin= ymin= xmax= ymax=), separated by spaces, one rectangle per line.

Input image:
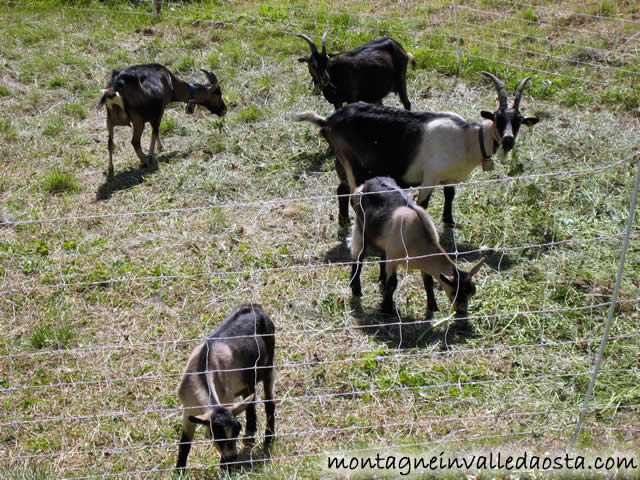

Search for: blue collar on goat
xmin=186 ymin=83 xmax=195 ymax=113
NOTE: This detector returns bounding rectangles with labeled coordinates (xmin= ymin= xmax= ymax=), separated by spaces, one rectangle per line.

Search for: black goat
xmin=176 ymin=303 xmax=275 ymax=469
xmin=98 ymin=63 xmax=226 ymax=178
xmin=297 ymin=34 xmax=414 ymax=110
xmin=296 ymin=72 xmax=539 ymax=227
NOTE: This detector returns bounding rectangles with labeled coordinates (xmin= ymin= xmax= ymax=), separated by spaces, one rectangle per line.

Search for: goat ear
xmin=189 ymin=414 xmax=211 ymax=425
xmin=230 ymin=394 xmax=255 ymax=416
xmin=523 ymin=116 xmax=539 ymax=126
xmin=469 ymin=257 xmax=486 ymax=275
xmin=480 ymin=111 xmax=494 ymax=120
xmin=298 ymin=56 xmax=310 ymax=63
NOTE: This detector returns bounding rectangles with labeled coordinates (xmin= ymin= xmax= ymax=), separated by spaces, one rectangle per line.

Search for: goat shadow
xmin=291 ymin=149 xmax=334 ymax=181
xmin=350 ymin=297 xmax=474 ymax=350
xmin=95 ymin=151 xmax=189 ymax=201
xmin=438 ymin=225 xmax=516 ymax=272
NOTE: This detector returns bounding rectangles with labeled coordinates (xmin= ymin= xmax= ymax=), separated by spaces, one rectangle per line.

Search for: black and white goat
xmin=98 ymin=63 xmax=226 ymax=179
xmin=297 ymin=33 xmax=414 ymax=110
xmin=295 ymin=72 xmax=539 ymax=227
xmin=349 ymin=177 xmax=485 ymax=317
xmin=176 ymin=303 xmax=275 ymax=469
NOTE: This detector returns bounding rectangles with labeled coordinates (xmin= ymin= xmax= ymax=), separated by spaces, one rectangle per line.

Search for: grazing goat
xmin=176 ymin=303 xmax=275 ymax=469
xmin=297 ymin=33 xmax=414 ymax=110
xmin=349 ymin=177 xmax=485 ymax=317
xmin=98 ymin=63 xmax=226 ymax=179
xmin=295 ymin=72 xmax=539 ymax=227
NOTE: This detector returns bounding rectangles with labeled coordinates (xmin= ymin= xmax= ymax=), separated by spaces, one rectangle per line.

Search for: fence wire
xmin=1 ymin=0 xmax=639 ymax=477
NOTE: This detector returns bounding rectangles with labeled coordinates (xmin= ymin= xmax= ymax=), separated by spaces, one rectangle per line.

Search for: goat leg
xmin=263 ymin=369 xmax=275 ymax=451
xmin=381 ymin=272 xmax=398 ymax=314
xmin=129 ymin=116 xmax=149 ymax=169
xmin=337 ymin=182 xmax=350 ymax=228
xmin=350 ymin=261 xmax=363 ymax=297
xmin=442 ymin=186 xmax=456 ymax=227
xmin=176 ymin=420 xmax=195 ymax=469
xmin=397 ymin=67 xmax=412 ymax=110
xmin=417 ymin=187 xmax=433 ymax=211
xmin=423 ymin=273 xmax=439 ymax=312
xmin=378 ymin=253 xmax=387 ymax=286
xmin=243 ymin=399 xmax=257 ymax=448
xmin=148 ymin=120 xmax=161 ymax=170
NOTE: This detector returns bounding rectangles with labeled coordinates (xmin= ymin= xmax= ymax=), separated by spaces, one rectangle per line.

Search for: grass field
xmin=0 ymin=0 xmax=639 ymax=478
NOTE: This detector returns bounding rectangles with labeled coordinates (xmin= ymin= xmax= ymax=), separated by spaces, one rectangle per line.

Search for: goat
xmin=349 ymin=177 xmax=485 ymax=317
xmin=176 ymin=303 xmax=275 ymax=469
xmin=295 ymin=72 xmax=539 ymax=227
xmin=97 ymin=63 xmax=226 ymax=179
xmin=296 ymin=33 xmax=414 ymax=110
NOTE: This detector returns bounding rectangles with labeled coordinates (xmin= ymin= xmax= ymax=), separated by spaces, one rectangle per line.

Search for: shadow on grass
xmin=439 ymin=226 xmax=516 ymax=272
xmin=322 ymin=237 xmax=352 ymax=263
xmin=291 ymin=148 xmax=334 ymax=181
xmin=349 ymin=297 xmax=474 ymax=350
xmin=95 ymin=151 xmax=189 ymax=201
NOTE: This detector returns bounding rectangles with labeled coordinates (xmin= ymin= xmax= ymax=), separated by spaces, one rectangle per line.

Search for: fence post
xmin=452 ymin=0 xmax=462 ymax=73
xmin=567 ymin=155 xmax=640 ymax=453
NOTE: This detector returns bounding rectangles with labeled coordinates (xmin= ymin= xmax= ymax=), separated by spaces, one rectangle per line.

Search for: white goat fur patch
xmin=102 ymin=90 xmax=125 ymax=111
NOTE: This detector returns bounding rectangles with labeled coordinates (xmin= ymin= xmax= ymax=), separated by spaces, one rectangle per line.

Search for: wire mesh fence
xmin=1 ymin=0 xmax=639 ymax=477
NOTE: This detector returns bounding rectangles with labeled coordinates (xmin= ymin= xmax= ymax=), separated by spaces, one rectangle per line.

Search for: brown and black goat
xmin=98 ymin=64 xmax=226 ymax=179
xmin=296 ymin=72 xmax=539 ymax=228
xmin=176 ymin=303 xmax=275 ymax=470
xmin=349 ymin=177 xmax=485 ymax=318
xmin=296 ymin=33 xmax=414 ymax=110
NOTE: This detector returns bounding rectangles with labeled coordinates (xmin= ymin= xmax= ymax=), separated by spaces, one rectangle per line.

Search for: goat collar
xmin=478 ymin=124 xmax=495 ymax=172
xmin=186 ymin=83 xmax=195 ymax=114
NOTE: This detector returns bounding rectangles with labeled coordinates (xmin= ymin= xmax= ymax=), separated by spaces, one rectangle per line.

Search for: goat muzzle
xmin=501 ymin=135 xmax=515 ymax=152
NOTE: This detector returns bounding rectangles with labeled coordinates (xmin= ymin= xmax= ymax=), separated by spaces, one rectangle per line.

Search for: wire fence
xmin=1 ymin=0 xmax=640 ymax=477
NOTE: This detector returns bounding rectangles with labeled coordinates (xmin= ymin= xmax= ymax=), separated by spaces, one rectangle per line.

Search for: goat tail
xmin=96 ymin=91 xmax=108 ymax=110
xmin=407 ymin=53 xmax=416 ymax=69
xmin=294 ymin=111 xmax=327 ymax=127
xmin=97 ymin=88 xmax=116 ymax=110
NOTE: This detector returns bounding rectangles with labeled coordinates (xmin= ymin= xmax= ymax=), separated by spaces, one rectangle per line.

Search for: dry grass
xmin=0 ymin=0 xmax=639 ymax=478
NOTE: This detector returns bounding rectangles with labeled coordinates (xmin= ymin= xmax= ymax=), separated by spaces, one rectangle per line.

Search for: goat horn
xmin=296 ymin=33 xmax=318 ymax=55
xmin=230 ymin=393 xmax=256 ymax=416
xmin=512 ymin=77 xmax=531 ymax=111
xmin=200 ymin=69 xmax=219 ymax=85
xmin=321 ymin=31 xmax=328 ymax=54
xmin=481 ymin=71 xmax=508 ymax=110
xmin=469 ymin=257 xmax=487 ymax=275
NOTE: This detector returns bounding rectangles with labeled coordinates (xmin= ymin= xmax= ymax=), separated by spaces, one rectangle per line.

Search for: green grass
xmin=0 ymin=0 xmax=638 ymax=478
xmin=40 ymin=169 xmax=81 ymax=194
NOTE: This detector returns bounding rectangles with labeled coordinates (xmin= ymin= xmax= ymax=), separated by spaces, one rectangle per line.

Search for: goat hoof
xmin=381 ymin=303 xmax=395 ymax=315
xmin=453 ymin=317 xmax=473 ymax=332
xmin=443 ymin=218 xmax=456 ymax=228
